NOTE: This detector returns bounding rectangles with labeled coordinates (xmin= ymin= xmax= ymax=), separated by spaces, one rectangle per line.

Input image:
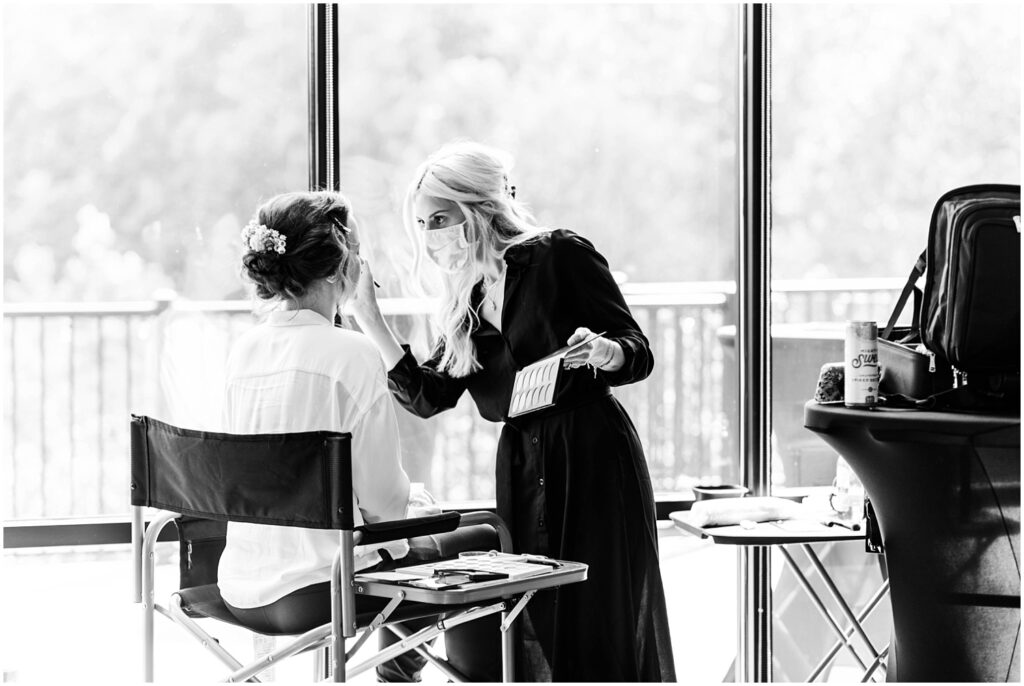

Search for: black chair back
xmin=130 ymin=414 xmax=354 ymax=529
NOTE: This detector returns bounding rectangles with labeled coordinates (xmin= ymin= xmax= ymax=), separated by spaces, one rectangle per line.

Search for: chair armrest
xmin=458 ymin=511 xmax=513 ymax=553
xmin=137 ymin=510 xmax=181 ymax=604
xmin=355 ymin=511 xmax=461 ymax=546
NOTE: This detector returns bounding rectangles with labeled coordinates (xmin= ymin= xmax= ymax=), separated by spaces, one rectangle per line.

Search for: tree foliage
xmin=772 ymin=4 xmax=1020 ymax=278
xmin=3 ymin=3 xmax=1019 ymax=301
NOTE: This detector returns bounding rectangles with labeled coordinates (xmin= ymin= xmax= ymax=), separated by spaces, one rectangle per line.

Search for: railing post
xmin=151 ymin=290 xmax=176 ymax=423
xmin=7 ymin=317 xmax=17 ymax=519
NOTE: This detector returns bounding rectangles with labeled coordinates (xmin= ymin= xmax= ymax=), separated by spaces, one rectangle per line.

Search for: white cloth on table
xmin=689 ymin=496 xmax=802 ymax=527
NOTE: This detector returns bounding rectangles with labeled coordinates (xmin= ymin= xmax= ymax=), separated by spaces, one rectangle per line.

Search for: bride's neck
xmin=285 ymin=280 xmax=338 ymax=322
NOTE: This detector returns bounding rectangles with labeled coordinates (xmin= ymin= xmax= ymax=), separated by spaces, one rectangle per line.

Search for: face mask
xmin=424 ymin=221 xmax=471 ymax=273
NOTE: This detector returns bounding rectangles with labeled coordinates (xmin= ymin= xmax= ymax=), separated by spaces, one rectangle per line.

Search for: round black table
xmin=804 ymin=401 xmax=1020 ymax=682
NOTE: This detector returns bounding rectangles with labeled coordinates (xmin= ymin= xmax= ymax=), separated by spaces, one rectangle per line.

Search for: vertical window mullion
xmin=737 ymin=3 xmax=773 ymax=683
xmin=309 ymin=3 xmax=340 ymax=192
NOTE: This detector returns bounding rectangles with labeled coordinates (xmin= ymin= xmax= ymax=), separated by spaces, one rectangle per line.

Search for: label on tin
xmin=844 ymin=321 xmax=879 ymax=407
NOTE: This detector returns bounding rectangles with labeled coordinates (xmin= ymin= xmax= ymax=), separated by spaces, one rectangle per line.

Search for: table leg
xmin=806 ymin=579 xmax=890 ymax=682
xmin=860 ymin=645 xmax=889 ymax=683
xmin=799 ymin=544 xmax=885 ymax=664
xmin=777 ymin=547 xmax=871 ymax=673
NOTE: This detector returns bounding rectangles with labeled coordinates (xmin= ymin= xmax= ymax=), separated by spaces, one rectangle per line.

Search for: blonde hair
xmin=404 ymin=142 xmax=538 ymax=377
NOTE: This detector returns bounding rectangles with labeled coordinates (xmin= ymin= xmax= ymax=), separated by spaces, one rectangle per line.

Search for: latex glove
xmin=562 ymin=326 xmax=624 ymax=372
xmin=349 ymin=258 xmax=383 ymax=327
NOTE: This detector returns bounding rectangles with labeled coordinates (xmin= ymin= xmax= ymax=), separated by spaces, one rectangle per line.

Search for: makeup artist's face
xmin=414 ymin=195 xmax=472 ymax=273
xmin=413 ymin=195 xmax=466 ymax=231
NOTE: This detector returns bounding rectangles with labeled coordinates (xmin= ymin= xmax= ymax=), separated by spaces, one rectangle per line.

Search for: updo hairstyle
xmin=241 ymin=191 xmax=356 ymax=302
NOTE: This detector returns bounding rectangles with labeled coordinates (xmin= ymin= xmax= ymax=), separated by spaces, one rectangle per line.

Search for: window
xmin=3 ymin=4 xmax=307 ymax=518
xmin=769 ymin=4 xmax=1019 ymax=679
xmin=772 ymin=2 xmax=1020 ymax=491
xmin=335 ymin=4 xmax=741 ymax=502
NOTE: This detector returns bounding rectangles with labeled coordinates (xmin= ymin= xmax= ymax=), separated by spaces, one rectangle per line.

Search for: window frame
xmin=3 ymin=6 xmax=769 ymax=581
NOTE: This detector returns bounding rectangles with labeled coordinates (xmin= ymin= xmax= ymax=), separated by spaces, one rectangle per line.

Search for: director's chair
xmin=129 ymin=415 xmax=521 ymax=682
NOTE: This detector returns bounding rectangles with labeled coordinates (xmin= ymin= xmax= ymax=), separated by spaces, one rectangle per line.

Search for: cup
xmin=829 ymin=458 xmax=865 ymax=522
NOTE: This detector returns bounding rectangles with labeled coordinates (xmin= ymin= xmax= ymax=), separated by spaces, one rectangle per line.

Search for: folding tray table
xmin=351 ymin=560 xmax=588 ymax=681
xmin=671 ymin=511 xmax=890 ymax=683
xmin=354 ymin=560 xmax=588 ymax=605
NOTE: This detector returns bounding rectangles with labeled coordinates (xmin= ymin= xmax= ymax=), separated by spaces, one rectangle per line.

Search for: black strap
xmin=882 ymin=385 xmax=1019 ymax=414
xmin=882 ymin=250 xmax=926 ymax=340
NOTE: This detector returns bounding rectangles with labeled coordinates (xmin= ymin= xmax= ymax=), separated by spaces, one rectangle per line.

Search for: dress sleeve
xmin=386 ymin=343 xmax=469 ymax=418
xmin=555 ymin=230 xmax=654 ymax=386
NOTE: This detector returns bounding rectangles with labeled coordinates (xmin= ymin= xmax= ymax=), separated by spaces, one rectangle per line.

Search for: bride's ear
xmin=326 ymin=259 xmax=349 ymax=286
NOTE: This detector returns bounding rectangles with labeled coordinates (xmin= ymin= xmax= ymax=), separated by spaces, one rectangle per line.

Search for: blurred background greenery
xmin=5 ymin=4 xmax=1017 ymax=304
xmin=2 ymin=3 xmax=1019 ymax=514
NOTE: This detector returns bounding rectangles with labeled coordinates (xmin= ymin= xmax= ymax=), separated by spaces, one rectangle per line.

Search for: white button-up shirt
xmin=217 ymin=309 xmax=410 ymax=608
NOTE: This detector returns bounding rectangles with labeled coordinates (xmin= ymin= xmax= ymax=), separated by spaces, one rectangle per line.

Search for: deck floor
xmin=1 ymin=523 xmax=885 ymax=682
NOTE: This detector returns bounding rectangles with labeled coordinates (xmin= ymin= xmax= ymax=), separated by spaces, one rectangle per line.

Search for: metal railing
xmin=2 ymin=279 xmax=904 ymax=520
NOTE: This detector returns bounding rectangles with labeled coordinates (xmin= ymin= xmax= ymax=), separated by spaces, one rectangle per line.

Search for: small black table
xmin=804 ymin=401 xmax=1020 ymax=682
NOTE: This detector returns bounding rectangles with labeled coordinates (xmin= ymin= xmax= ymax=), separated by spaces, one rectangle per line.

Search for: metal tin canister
xmin=844 ymin=321 xmax=879 ymax=407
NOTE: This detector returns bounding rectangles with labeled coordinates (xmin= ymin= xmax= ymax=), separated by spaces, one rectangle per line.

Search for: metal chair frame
xmin=129 ymin=415 xmax=523 ymax=683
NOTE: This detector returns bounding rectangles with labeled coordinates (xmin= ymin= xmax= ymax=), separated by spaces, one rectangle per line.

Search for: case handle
xmin=882 ymin=250 xmax=926 ymax=340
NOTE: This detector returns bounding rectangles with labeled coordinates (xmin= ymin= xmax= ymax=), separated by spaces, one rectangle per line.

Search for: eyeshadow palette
xmin=508 ymin=331 xmax=605 ymax=418
xmin=509 ymin=356 xmax=562 ymax=417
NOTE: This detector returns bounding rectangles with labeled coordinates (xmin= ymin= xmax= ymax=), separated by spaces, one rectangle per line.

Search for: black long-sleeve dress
xmin=387 ymin=229 xmax=676 ymax=682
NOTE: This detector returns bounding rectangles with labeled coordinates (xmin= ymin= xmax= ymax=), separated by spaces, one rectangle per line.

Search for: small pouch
xmin=878 ymin=330 xmax=950 ymax=399
xmin=175 ymin=515 xmax=227 ymax=591
xmin=814 ymin=362 xmax=845 ymax=403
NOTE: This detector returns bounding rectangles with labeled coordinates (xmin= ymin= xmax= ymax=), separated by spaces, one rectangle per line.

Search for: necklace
xmin=482 ymin=270 xmax=506 ymax=311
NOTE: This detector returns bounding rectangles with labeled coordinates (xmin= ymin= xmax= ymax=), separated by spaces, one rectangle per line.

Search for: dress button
xmin=531 ymin=436 xmax=539 ymax=445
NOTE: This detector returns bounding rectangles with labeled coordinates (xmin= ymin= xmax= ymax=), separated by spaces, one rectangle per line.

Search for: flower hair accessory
xmin=241 ymin=219 xmax=286 ymax=255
